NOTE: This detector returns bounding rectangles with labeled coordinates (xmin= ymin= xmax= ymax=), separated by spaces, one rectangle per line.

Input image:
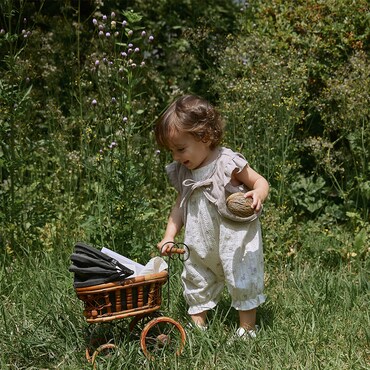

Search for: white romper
xmin=166 ymin=147 xmax=266 ymax=315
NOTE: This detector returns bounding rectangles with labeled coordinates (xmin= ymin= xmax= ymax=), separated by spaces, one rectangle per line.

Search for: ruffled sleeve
xmin=223 ymin=150 xmax=249 ymax=188
xmin=165 ymin=161 xmax=182 ymax=192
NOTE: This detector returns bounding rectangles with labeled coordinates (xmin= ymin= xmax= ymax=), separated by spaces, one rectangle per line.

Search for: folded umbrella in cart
xmin=69 ymin=242 xmax=134 ymax=288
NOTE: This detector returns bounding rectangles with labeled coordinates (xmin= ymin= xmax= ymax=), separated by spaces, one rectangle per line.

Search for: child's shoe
xmin=235 ymin=326 xmax=259 ymax=339
xmin=186 ymin=321 xmax=208 ymax=332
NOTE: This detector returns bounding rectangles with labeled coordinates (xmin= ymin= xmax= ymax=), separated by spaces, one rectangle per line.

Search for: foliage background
xmin=0 ymin=0 xmax=369 ymax=368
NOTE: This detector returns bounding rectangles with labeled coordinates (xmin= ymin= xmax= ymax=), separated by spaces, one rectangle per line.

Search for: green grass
xmin=0 ymin=246 xmax=368 ymax=369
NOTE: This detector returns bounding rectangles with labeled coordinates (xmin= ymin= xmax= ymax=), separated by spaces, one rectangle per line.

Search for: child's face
xmin=168 ymin=131 xmax=215 ymax=170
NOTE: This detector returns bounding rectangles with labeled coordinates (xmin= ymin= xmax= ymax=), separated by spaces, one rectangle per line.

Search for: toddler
xmin=155 ymin=95 xmax=269 ymax=338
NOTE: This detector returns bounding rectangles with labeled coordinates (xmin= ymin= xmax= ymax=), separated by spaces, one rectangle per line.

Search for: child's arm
xmin=233 ymin=166 xmax=269 ymax=212
xmin=157 ymin=194 xmax=184 ymax=255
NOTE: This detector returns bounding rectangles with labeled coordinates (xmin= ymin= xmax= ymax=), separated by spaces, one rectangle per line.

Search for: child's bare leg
xmin=191 ymin=311 xmax=207 ymax=327
xmin=238 ymin=308 xmax=256 ymax=330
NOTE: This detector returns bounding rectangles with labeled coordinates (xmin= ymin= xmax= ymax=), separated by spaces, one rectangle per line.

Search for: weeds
xmin=0 ymin=1 xmax=369 ymax=368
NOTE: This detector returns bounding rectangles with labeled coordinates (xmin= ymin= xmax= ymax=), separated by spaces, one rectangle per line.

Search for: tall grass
xmin=0 ymin=249 xmax=368 ymax=369
xmin=0 ymin=1 xmax=369 ymax=369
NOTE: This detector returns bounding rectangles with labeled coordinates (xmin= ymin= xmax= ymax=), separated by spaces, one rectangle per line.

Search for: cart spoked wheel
xmin=85 ymin=322 xmax=125 ymax=365
xmin=140 ymin=317 xmax=186 ymax=359
xmin=90 ymin=343 xmax=118 ymax=369
xmin=129 ymin=312 xmax=162 ymax=339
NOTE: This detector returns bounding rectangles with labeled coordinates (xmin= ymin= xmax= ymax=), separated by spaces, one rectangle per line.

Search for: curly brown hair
xmin=155 ymin=95 xmax=225 ymax=150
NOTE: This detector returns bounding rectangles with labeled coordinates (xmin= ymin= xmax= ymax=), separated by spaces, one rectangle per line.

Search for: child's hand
xmin=157 ymin=239 xmax=176 ymax=256
xmin=244 ymin=190 xmax=264 ymax=212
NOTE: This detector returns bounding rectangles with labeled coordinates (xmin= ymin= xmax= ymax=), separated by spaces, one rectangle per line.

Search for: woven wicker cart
xmin=74 ymin=262 xmax=186 ymax=365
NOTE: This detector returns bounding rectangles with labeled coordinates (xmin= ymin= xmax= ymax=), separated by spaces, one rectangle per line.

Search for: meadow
xmin=0 ymin=0 xmax=369 ymax=368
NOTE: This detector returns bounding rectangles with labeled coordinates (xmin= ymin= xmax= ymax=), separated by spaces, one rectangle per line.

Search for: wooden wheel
xmin=129 ymin=312 xmax=161 ymax=339
xmin=140 ymin=317 xmax=186 ymax=359
xmin=91 ymin=343 xmax=117 ymax=369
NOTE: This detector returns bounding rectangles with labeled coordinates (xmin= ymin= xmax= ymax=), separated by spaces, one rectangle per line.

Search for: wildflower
xmin=98 ymin=30 xmax=104 ymax=37
xmin=128 ymin=48 xmax=133 ymax=54
xmin=140 ymin=61 xmax=145 ymax=67
xmin=111 ymin=97 xmax=117 ymax=104
xmin=95 ymin=60 xmax=100 ymax=67
xmin=114 ymin=31 xmax=119 ymax=37
xmin=111 ymin=21 xmax=116 ymax=29
xmin=111 ymin=12 xmax=116 ymax=19
xmin=92 ymin=18 xmax=98 ymax=26
xmin=149 ymin=35 xmax=154 ymax=42
xmin=121 ymin=52 xmax=127 ymax=58
xmin=106 ymin=32 xmax=111 ymax=38
xmin=134 ymin=47 xmax=140 ymax=53
xmin=0 ymin=29 xmax=5 ymax=35
xmin=155 ymin=149 xmax=161 ymax=155
xmin=141 ymin=30 xmax=146 ymax=37
xmin=122 ymin=20 xmax=127 ymax=27
xmin=128 ymin=43 xmax=133 ymax=48
xmin=102 ymin=15 xmax=107 ymax=21
xmin=103 ymin=57 xmax=108 ymax=64
xmin=98 ymin=24 xmax=104 ymax=31
xmin=128 ymin=29 xmax=133 ymax=36
xmin=131 ymin=63 xmax=137 ymax=68
xmin=91 ymin=99 xmax=97 ymax=106
xmin=122 ymin=116 xmax=128 ymax=122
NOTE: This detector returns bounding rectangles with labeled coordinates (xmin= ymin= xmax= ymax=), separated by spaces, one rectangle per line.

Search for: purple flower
xmin=98 ymin=24 xmax=104 ymax=31
xmin=122 ymin=20 xmax=127 ymax=27
xmin=122 ymin=116 xmax=128 ymax=122
xmin=92 ymin=18 xmax=98 ymax=26
xmin=141 ymin=30 xmax=146 ymax=37
xmin=111 ymin=12 xmax=116 ymax=19
xmin=106 ymin=32 xmax=111 ymax=38
xmin=127 ymin=48 xmax=133 ymax=54
xmin=149 ymin=35 xmax=154 ymax=42
xmin=91 ymin=99 xmax=97 ymax=106
xmin=95 ymin=60 xmax=100 ymax=66
xmin=134 ymin=47 xmax=140 ymax=53
xmin=102 ymin=15 xmax=107 ymax=21
xmin=0 ymin=29 xmax=5 ymax=35
xmin=128 ymin=43 xmax=133 ymax=48
xmin=111 ymin=97 xmax=117 ymax=104
xmin=121 ymin=52 xmax=127 ymax=58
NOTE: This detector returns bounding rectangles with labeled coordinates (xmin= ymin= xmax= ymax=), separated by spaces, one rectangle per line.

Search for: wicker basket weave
xmin=75 ymin=271 xmax=168 ymax=323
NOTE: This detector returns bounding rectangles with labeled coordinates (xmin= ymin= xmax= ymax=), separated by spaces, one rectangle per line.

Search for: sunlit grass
xmin=1 ymin=245 xmax=368 ymax=369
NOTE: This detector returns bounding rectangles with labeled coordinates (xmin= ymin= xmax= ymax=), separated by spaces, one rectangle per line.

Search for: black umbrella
xmin=69 ymin=242 xmax=134 ymax=288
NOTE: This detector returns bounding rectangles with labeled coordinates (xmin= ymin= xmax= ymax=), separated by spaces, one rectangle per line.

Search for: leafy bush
xmin=211 ymin=0 xmax=370 ymax=223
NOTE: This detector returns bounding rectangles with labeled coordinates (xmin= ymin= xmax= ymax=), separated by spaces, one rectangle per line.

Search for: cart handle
xmin=160 ymin=241 xmax=189 ymax=261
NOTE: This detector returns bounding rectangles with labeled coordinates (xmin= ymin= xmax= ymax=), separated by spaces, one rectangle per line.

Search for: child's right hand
xmin=157 ymin=239 xmax=176 ymax=256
